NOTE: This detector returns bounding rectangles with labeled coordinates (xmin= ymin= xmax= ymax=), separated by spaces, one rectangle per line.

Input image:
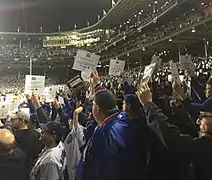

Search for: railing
xmin=101 ymin=13 xmax=212 ymax=61
xmin=96 ymin=0 xmax=179 ymax=53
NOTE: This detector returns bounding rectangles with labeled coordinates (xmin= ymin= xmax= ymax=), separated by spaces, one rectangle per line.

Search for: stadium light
xmin=169 ymin=38 xmax=172 ymax=42
xmin=192 ymin=28 xmax=196 ymax=33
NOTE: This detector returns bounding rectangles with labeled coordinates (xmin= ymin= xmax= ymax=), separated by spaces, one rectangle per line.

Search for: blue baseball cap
xmin=40 ymin=121 xmax=63 ymax=136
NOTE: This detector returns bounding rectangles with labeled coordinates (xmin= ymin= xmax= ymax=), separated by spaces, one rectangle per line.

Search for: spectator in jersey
xmin=0 ymin=129 xmax=27 ymax=180
xmin=30 ymin=121 xmax=67 ymax=180
xmin=9 ymin=109 xmax=43 ymax=171
xmin=64 ymin=107 xmax=86 ymax=180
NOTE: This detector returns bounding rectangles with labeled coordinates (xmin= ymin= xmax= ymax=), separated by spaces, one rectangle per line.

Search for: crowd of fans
xmin=0 ymin=75 xmax=59 ymax=94
xmin=0 ymin=1 xmax=212 ymax=180
xmin=0 ymin=53 xmax=212 ymax=180
xmin=0 ymin=44 xmax=77 ymax=60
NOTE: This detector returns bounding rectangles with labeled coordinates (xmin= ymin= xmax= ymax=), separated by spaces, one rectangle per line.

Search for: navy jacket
xmin=76 ymin=111 xmax=148 ymax=180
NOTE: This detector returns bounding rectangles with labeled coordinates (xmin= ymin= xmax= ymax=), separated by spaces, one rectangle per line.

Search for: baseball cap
xmin=40 ymin=121 xmax=63 ymax=136
xmin=191 ymin=97 xmax=212 ymax=113
xmin=9 ymin=108 xmax=30 ymax=121
xmin=94 ymin=89 xmax=117 ymax=111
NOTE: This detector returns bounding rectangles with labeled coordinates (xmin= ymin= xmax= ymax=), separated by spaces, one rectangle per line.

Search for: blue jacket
xmin=76 ymin=111 xmax=148 ymax=180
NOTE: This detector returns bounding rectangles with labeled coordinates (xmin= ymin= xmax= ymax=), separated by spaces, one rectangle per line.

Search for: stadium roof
xmin=0 ymin=0 xmax=176 ymax=34
xmin=73 ymin=0 xmax=165 ymax=33
xmin=0 ymin=0 xmax=110 ymax=32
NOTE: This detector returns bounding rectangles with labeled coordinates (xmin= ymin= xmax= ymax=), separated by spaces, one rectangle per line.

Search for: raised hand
xmin=137 ymin=83 xmax=153 ymax=105
xmin=74 ymin=107 xmax=83 ymax=115
xmin=172 ymin=80 xmax=186 ymax=101
xmin=53 ymin=99 xmax=60 ymax=109
xmin=25 ymin=94 xmax=31 ymax=100
xmin=90 ymin=70 xmax=100 ymax=87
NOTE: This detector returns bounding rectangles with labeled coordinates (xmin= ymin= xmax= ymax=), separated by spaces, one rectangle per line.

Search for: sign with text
xmin=141 ymin=63 xmax=157 ymax=84
xmin=109 ymin=59 xmax=126 ymax=76
xmin=66 ymin=75 xmax=86 ymax=95
xmin=73 ymin=50 xmax=100 ymax=72
xmin=170 ymin=61 xmax=181 ymax=84
xmin=24 ymin=75 xmax=45 ymax=94
xmin=179 ymin=55 xmax=195 ymax=75
xmin=44 ymin=86 xmax=58 ymax=103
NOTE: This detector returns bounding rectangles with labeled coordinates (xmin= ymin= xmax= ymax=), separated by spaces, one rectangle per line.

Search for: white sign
xmin=0 ymin=104 xmax=9 ymax=119
xmin=169 ymin=61 xmax=181 ymax=84
xmin=81 ymin=69 xmax=92 ymax=82
xmin=109 ymin=59 xmax=126 ymax=76
xmin=122 ymin=72 xmax=133 ymax=85
xmin=73 ymin=50 xmax=100 ymax=72
xmin=179 ymin=55 xmax=195 ymax=75
xmin=44 ymin=86 xmax=58 ymax=103
xmin=59 ymin=96 xmax=65 ymax=105
xmin=66 ymin=76 xmax=85 ymax=95
xmin=141 ymin=63 xmax=156 ymax=84
xmin=151 ymin=55 xmax=162 ymax=73
xmin=24 ymin=75 xmax=45 ymax=94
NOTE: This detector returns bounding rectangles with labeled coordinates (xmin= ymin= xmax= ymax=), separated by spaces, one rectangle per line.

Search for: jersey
xmin=30 ymin=141 xmax=67 ymax=180
xmin=64 ymin=124 xmax=85 ymax=180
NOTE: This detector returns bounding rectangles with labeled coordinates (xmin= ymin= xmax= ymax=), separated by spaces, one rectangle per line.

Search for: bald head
xmin=0 ymin=129 xmax=15 ymax=154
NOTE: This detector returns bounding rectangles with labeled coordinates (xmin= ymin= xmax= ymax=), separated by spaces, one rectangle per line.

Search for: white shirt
xmin=30 ymin=141 xmax=67 ymax=180
xmin=64 ymin=124 xmax=85 ymax=180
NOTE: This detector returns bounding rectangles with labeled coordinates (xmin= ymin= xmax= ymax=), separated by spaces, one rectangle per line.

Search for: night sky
xmin=0 ymin=0 xmax=111 ymax=32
